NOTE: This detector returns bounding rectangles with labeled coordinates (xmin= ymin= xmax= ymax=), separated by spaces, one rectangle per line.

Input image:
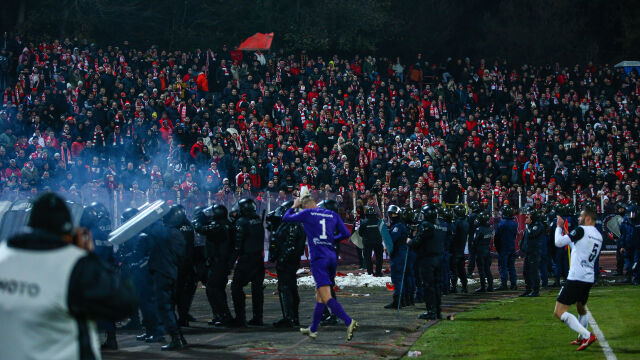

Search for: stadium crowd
xmin=1 ymin=34 xmax=640 ymax=217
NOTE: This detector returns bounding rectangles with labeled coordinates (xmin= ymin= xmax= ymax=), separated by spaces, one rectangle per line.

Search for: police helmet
xmin=402 ymin=207 xmax=415 ymax=224
xmin=387 ymin=204 xmax=402 ymax=215
xmin=528 ymin=208 xmax=543 ymax=222
xmin=121 ymin=207 xmax=139 ymax=223
xmin=193 ymin=206 xmax=211 ymax=227
xmin=442 ymin=207 xmax=454 ymax=222
xmin=28 ymin=193 xmax=74 ymax=236
xmin=469 ymin=201 xmax=481 ymax=213
xmin=211 ymin=204 xmax=228 ymax=220
xmin=476 ymin=211 xmax=491 ymax=225
xmin=229 ymin=203 xmax=240 ymax=220
xmin=554 ymin=203 xmax=566 ymax=217
xmin=616 ymin=202 xmax=627 ymax=215
xmin=237 ymin=198 xmax=257 ymax=216
xmin=411 ymin=209 xmax=423 ymax=224
xmin=501 ymin=205 xmax=514 ymax=218
xmin=276 ymin=200 xmax=294 ymax=216
xmin=421 ymin=204 xmax=437 ymax=222
xmin=318 ymin=199 xmax=339 ymax=213
xmin=164 ymin=204 xmax=188 ymax=227
xmin=365 ymin=206 xmax=377 ymax=217
xmin=80 ymin=201 xmax=110 ymax=228
xmin=453 ymin=204 xmax=467 ymax=218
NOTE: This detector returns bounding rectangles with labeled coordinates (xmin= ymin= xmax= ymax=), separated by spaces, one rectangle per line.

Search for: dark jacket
xmin=148 ymin=221 xmax=185 ymax=279
xmin=495 ymin=218 xmax=518 ymax=253
xmin=520 ymin=221 xmax=544 ymax=256
xmin=360 ymin=216 xmax=383 ymax=247
xmin=409 ymin=219 xmax=446 ymax=257
xmin=473 ymin=225 xmax=493 ymax=256
xmin=198 ymin=218 xmax=234 ymax=267
xmin=270 ymin=222 xmax=306 ymax=264
xmin=234 ymin=213 xmax=265 ymax=255
xmin=451 ymin=218 xmax=469 ymax=254
xmin=389 ymin=219 xmax=408 ymax=256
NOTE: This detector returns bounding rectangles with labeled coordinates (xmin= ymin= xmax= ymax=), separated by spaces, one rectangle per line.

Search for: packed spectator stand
xmin=1 ymin=35 xmax=639 ymax=224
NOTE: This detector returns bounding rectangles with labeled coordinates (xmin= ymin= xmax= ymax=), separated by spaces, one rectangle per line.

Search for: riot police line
xmin=375 ymin=199 xmax=629 ymax=321
xmin=1 ymin=192 xmax=634 ymax=356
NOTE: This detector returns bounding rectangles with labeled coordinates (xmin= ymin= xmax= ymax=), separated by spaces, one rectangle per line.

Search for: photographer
xmin=0 ymin=193 xmax=137 ymax=360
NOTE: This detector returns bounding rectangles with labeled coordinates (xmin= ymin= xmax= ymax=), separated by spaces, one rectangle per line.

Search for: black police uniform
xmin=176 ymin=218 xmax=197 ymax=326
xmin=450 ymin=217 xmax=469 ymax=293
xmin=520 ymin=220 xmax=544 ymax=297
xmin=118 ymin=208 xmax=164 ymax=342
xmin=410 ymin=215 xmax=446 ymax=319
xmin=230 ymin=199 xmax=266 ymax=326
xmin=195 ymin=205 xmax=235 ymax=325
xmin=474 ymin=223 xmax=494 ymax=292
xmin=80 ymin=202 xmax=118 ymax=349
xmin=466 ymin=211 xmax=478 ymax=275
xmin=360 ymin=214 xmax=384 ymax=276
xmin=148 ymin=219 xmax=186 ymax=350
xmin=269 ymin=214 xmax=306 ymax=327
xmin=131 ymin=231 xmax=165 ymax=342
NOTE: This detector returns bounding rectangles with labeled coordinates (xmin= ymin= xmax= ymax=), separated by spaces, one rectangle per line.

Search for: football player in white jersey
xmin=553 ymin=206 xmax=602 ymax=351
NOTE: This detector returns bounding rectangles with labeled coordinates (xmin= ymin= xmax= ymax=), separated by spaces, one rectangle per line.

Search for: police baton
xmin=397 ymin=246 xmax=410 ymax=312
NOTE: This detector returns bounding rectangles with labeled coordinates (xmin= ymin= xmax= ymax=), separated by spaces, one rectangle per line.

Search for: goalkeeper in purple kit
xmin=282 ymin=194 xmax=358 ymax=341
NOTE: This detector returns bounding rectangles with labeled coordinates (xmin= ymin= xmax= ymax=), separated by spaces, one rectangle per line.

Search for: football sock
xmin=578 ymin=314 xmax=589 ymax=330
xmin=310 ymin=302 xmax=326 ymax=333
xmin=327 ymin=298 xmax=352 ymax=326
xmin=561 ymin=312 xmax=590 ymax=339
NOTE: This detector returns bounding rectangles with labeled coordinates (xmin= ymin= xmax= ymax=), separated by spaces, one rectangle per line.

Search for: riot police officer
xmin=194 ymin=204 xmax=235 ymax=326
xmin=385 ymin=205 xmax=408 ymax=309
xmin=230 ymin=198 xmax=266 ymax=327
xmin=495 ymin=205 xmax=518 ymax=290
xmin=473 ymin=211 xmax=494 ymax=293
xmin=409 ymin=204 xmax=446 ymax=320
xmin=439 ymin=207 xmax=455 ymax=295
xmin=268 ymin=200 xmax=307 ymax=327
xmin=191 ymin=207 xmax=209 ymax=301
xmin=80 ymin=202 xmax=118 ymax=349
xmin=450 ymin=205 xmax=469 ymax=293
xmin=360 ymin=206 xmax=384 ymax=276
xmin=120 ymin=208 xmax=165 ymax=344
xmin=620 ymin=203 xmax=640 ymax=284
xmin=403 ymin=207 xmax=417 ymax=307
xmin=539 ymin=203 xmax=553 ymax=288
xmin=520 ymin=208 xmax=544 ymax=297
xmin=80 ymin=202 xmax=115 ymax=266
xmin=171 ymin=205 xmax=197 ymax=327
xmin=116 ymin=208 xmax=142 ymax=331
xmin=466 ymin=201 xmax=480 ymax=276
xmin=150 ymin=205 xmax=187 ymax=351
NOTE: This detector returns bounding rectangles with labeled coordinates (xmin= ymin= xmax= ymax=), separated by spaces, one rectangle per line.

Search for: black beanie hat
xmin=28 ymin=193 xmax=74 ymax=236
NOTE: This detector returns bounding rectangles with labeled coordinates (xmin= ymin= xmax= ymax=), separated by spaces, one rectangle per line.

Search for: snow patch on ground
xmin=251 ymin=269 xmax=480 ymax=288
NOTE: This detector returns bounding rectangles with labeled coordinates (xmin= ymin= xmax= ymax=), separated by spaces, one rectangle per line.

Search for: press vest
xmin=0 ymin=242 xmax=101 ymax=360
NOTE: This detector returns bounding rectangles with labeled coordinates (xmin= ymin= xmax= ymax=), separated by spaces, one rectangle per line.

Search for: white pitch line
xmin=586 ymin=307 xmax=617 ymax=360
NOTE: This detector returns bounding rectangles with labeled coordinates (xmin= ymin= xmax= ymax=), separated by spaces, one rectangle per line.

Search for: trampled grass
xmin=405 ymin=286 xmax=640 ymax=359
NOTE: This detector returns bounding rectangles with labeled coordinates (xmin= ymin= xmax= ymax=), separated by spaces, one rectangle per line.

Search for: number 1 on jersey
xmin=319 ymin=218 xmax=327 ymax=239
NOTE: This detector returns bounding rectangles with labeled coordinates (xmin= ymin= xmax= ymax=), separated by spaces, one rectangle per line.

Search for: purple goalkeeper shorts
xmin=310 ymin=257 xmax=337 ymax=289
